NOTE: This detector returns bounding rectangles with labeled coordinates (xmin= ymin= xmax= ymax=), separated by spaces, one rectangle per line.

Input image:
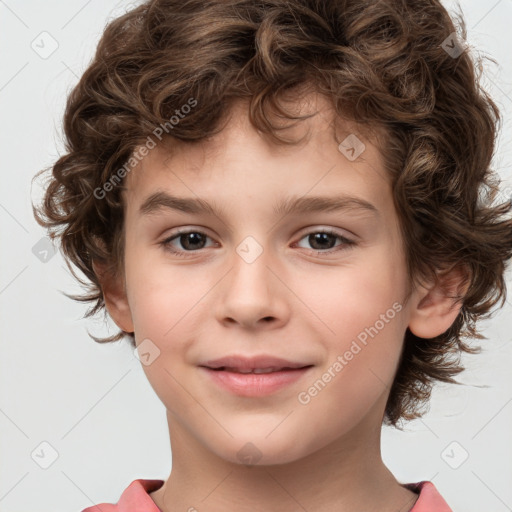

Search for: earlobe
xmin=408 ymin=265 xmax=470 ymax=339
xmin=92 ymin=260 xmax=134 ymax=334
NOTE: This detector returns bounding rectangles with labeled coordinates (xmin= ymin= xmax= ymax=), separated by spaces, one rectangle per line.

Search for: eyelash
xmin=159 ymin=228 xmax=356 ymax=257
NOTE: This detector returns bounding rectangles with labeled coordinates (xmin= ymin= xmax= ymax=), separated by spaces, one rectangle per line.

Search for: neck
xmin=149 ymin=410 xmax=419 ymax=512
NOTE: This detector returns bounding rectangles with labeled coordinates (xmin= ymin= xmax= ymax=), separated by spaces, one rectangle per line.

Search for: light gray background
xmin=1 ymin=1 xmax=511 ymax=511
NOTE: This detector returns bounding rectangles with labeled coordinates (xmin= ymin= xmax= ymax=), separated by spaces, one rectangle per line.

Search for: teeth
xmin=223 ymin=367 xmax=284 ymax=374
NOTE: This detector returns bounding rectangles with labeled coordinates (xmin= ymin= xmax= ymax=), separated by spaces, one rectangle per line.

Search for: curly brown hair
xmin=32 ymin=0 xmax=512 ymax=428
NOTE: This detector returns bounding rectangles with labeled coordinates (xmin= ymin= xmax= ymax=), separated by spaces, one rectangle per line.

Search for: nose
xmin=214 ymin=245 xmax=290 ymax=330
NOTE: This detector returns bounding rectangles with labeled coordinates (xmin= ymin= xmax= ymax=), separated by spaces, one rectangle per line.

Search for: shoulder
xmin=80 ymin=479 xmax=165 ymax=512
xmin=405 ymin=481 xmax=453 ymax=512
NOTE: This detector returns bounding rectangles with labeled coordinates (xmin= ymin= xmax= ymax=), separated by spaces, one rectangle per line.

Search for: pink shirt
xmin=81 ymin=479 xmax=453 ymax=511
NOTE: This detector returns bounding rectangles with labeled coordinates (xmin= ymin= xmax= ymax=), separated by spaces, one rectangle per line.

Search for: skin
xmin=94 ymin=92 xmax=466 ymax=512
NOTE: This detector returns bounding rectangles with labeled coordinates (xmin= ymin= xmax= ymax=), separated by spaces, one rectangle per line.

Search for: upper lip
xmin=199 ymin=354 xmax=313 ymax=371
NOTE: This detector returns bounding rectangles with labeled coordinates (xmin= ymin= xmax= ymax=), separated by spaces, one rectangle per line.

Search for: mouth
xmin=199 ymin=365 xmax=314 ymax=397
xmin=205 ymin=365 xmax=314 ymax=374
xmin=199 ymin=354 xmax=314 ymax=372
xmin=198 ymin=354 xmax=315 ymax=396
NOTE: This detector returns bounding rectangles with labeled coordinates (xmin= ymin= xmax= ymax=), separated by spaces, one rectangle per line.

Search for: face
xmin=113 ymin=93 xmax=415 ymax=465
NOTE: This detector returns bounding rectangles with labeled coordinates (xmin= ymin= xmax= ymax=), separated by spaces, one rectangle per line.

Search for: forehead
xmin=121 ymin=93 xmax=390 ymax=218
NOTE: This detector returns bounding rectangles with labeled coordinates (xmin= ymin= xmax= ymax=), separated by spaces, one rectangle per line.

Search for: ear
xmin=408 ymin=265 xmax=470 ymax=339
xmin=92 ymin=259 xmax=134 ymax=334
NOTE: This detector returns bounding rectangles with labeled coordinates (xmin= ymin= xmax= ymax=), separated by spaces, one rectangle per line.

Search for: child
xmin=32 ymin=0 xmax=512 ymax=510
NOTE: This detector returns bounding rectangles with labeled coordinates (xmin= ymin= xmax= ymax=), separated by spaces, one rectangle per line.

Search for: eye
xmin=159 ymin=229 xmax=216 ymax=257
xmin=159 ymin=227 xmax=356 ymax=257
xmin=294 ymin=229 xmax=356 ymax=254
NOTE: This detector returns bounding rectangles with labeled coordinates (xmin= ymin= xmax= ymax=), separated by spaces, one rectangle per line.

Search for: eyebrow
xmin=138 ymin=191 xmax=379 ymax=221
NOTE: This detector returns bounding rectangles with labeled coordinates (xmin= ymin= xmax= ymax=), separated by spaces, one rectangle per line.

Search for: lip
xmin=198 ymin=354 xmax=315 ymax=397
xmin=199 ymin=354 xmax=312 ymax=371
xmin=199 ymin=366 xmax=314 ymax=397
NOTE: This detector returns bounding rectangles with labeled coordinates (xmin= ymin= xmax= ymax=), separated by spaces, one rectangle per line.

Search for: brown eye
xmin=307 ymin=232 xmax=338 ymax=250
xmin=160 ymin=230 xmax=215 ymax=256
xmin=295 ymin=229 xmax=356 ymax=254
xmin=175 ymin=232 xmax=207 ymax=250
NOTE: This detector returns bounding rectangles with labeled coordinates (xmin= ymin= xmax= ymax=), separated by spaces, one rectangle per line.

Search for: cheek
xmin=125 ymin=244 xmax=194 ymax=333
xmin=292 ymin=250 xmax=407 ymax=379
xmin=297 ymin=257 xmax=404 ymax=332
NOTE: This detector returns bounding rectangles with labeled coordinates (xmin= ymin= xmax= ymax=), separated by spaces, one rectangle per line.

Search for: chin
xmin=213 ymin=437 xmax=307 ymax=467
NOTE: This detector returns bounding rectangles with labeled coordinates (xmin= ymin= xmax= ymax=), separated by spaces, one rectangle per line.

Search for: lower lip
xmin=199 ymin=366 xmax=313 ymax=397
